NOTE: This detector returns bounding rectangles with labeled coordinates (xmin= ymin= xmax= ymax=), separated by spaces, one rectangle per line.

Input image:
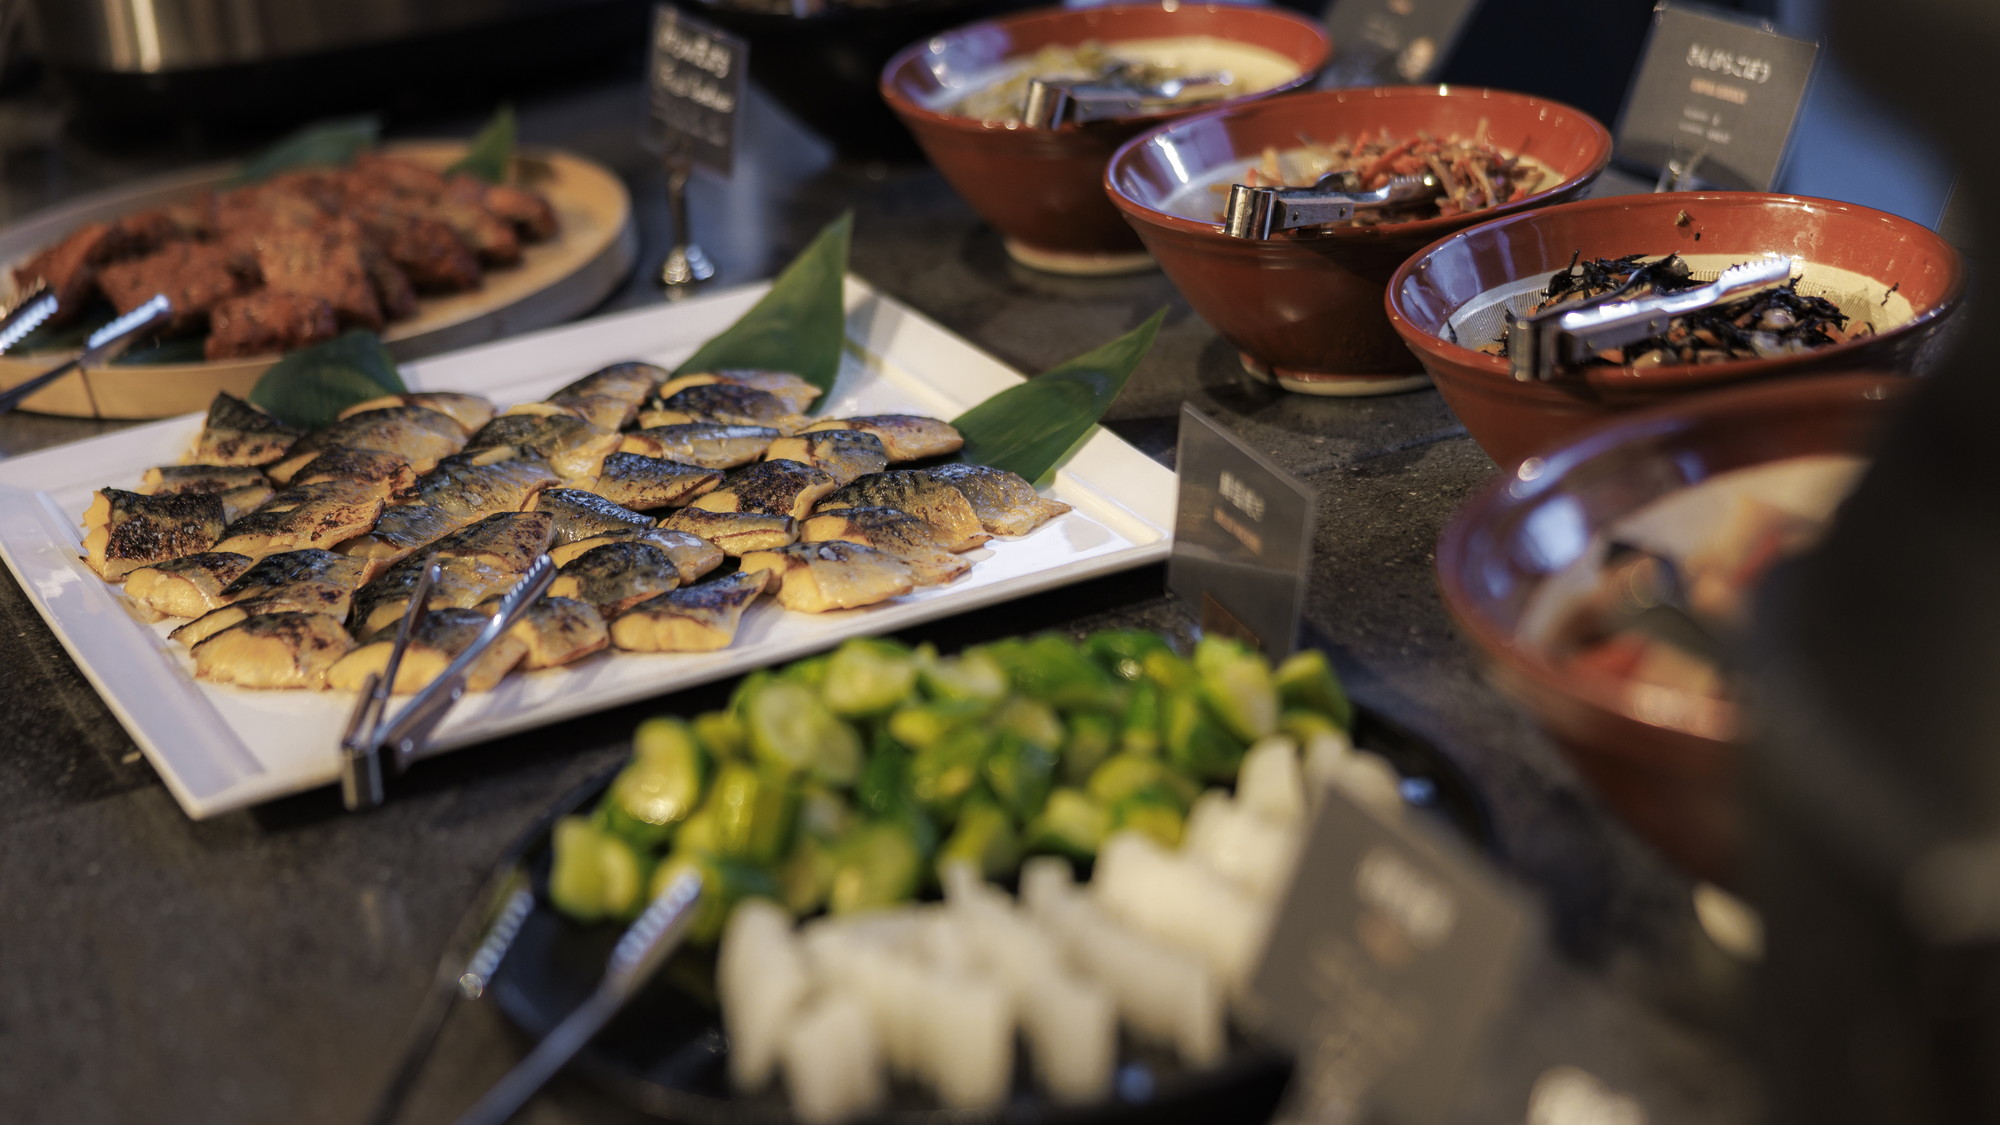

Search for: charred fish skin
xmin=214 ymin=481 xmax=385 ymax=559
xmin=640 ymin=383 xmax=805 ymax=434
xmin=737 ymin=541 xmax=916 ymax=613
xmin=337 ymin=503 xmax=458 ymax=564
xmin=549 ymin=541 xmax=684 ymax=615
xmin=548 ymin=528 xmax=723 ymax=583
xmin=171 ymin=584 xmax=356 ymax=648
xmin=801 ymin=415 xmax=963 ymax=461
xmin=923 ymin=463 xmax=1073 ymax=537
xmin=124 ymin=551 xmax=256 ymax=619
xmin=328 ymin=607 xmax=529 ymax=694
xmin=338 ymin=393 xmax=497 ymax=434
xmin=285 ymin=448 xmax=417 ymax=498
xmin=798 ymin=506 xmax=970 ymax=587
xmin=269 ymin=406 xmax=470 ymax=483
xmin=191 ymin=393 xmax=304 ymax=468
xmin=589 ymin=452 xmax=723 ymax=511
xmin=691 ymin=459 xmax=837 ymax=520
xmin=554 ymin=362 xmax=666 ymax=405
xmin=763 ymin=430 xmax=888 ymax=487
xmin=619 ymin=424 xmax=779 ymax=470
xmin=486 ymin=595 xmax=609 ymax=670
xmin=814 ymin=471 xmax=991 ymax=552
xmin=139 ymin=464 xmax=270 ymax=496
xmin=222 ymin=549 xmax=370 ymax=600
xmin=82 ymin=488 xmax=227 ymax=580
xmin=420 ymin=511 xmax=557 ymax=572
xmin=656 ymin=370 xmax=821 ymax=414
xmin=534 ymin=488 xmax=655 ymax=545
xmin=190 ymin=611 xmax=354 ymax=690
xmin=465 ymin=413 xmax=618 ymax=482
xmin=659 ymin=508 xmax=797 ymax=556
xmin=405 ymin=449 xmax=560 ymax=522
xmin=609 ymin=570 xmax=767 ymax=653
xmin=350 ymin=555 xmax=520 ymax=638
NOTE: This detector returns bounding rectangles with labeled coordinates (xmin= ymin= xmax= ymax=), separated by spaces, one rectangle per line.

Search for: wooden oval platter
xmin=0 ymin=141 xmax=638 ymax=419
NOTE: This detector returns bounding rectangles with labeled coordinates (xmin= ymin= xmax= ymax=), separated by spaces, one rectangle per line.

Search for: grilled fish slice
xmin=552 ymin=361 xmax=666 ymax=406
xmin=286 ymin=448 xmax=417 ymax=498
xmin=479 ymin=595 xmax=608 ymax=670
xmin=337 ymin=503 xmax=459 ymax=566
xmin=801 ymin=415 xmax=963 ymax=461
xmin=549 ymin=541 xmax=684 ymax=615
xmin=351 ymin=555 xmax=521 ymax=638
xmin=814 ymin=471 xmax=991 ymax=552
xmin=548 ymin=528 xmax=723 ymax=583
xmin=640 ymin=384 xmax=805 ymax=434
xmin=465 ymin=413 xmax=619 ymax=481
xmin=618 ymin=424 xmax=779 ymax=469
xmin=659 ymin=508 xmax=797 ymax=555
xmin=138 ymin=464 xmax=269 ymax=496
xmin=213 ymin=481 xmax=385 ymax=558
xmin=924 ymin=463 xmax=1073 ymax=536
xmin=798 ymin=507 xmax=970 ymax=587
xmin=738 ymin=541 xmax=915 ymax=613
xmin=190 ymin=393 xmax=304 ymax=467
xmin=690 ymin=459 xmax=836 ymax=520
xmin=220 ymin=484 xmax=275 ymax=523
xmin=124 ymin=552 xmax=255 ymax=619
xmin=326 ymin=607 xmax=529 ymax=694
xmin=81 ymin=488 xmax=226 ymax=580
xmin=588 ymin=452 xmax=722 ymax=510
xmin=338 ymin=392 xmax=496 ymax=433
xmin=190 ymin=612 xmax=354 ymax=689
xmin=656 ymin=369 xmax=820 ymax=414
xmin=402 ymin=448 xmax=559 ymax=522
xmin=609 ymin=571 xmax=767 ymax=653
xmin=268 ymin=406 xmax=470 ymax=483
xmin=222 ymin=548 xmax=370 ymax=600
xmin=762 ymin=430 xmax=888 ymax=487
xmin=420 ymin=511 xmax=557 ymax=572
xmin=171 ymin=584 xmax=355 ymax=647
xmin=535 ymin=488 xmax=654 ymax=545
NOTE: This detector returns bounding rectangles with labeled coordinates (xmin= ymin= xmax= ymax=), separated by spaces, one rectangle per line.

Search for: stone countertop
xmin=0 ymin=79 xmax=1756 ymax=1124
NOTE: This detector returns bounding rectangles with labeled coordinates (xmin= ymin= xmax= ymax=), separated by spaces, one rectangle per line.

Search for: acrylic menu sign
xmin=1614 ymin=2 xmax=1818 ymax=191
xmin=1168 ymin=405 xmax=1315 ymax=658
xmin=1322 ymin=0 xmax=1481 ymax=86
xmin=1249 ymin=783 xmax=1534 ymax=1125
xmin=645 ymin=4 xmax=747 ymax=176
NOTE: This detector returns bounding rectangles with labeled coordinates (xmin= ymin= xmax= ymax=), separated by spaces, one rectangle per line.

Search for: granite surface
xmin=0 ymin=78 xmax=1756 ymax=1124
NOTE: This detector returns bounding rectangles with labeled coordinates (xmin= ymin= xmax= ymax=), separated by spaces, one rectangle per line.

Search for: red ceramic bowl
xmin=1106 ymin=86 xmax=1611 ymax=395
xmin=1387 ymin=192 xmax=1965 ymax=465
xmin=880 ymin=3 xmax=1327 ymax=276
xmin=1435 ymin=374 xmax=1908 ymax=884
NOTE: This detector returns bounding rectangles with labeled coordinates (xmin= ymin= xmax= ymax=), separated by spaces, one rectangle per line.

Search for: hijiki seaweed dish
xmin=1491 ymin=252 xmax=1866 ymax=366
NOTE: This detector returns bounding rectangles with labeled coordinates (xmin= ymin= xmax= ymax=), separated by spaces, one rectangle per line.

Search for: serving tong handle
xmin=1222 ymin=173 xmax=1436 ymax=239
xmin=1508 ymin=256 xmax=1795 ymax=382
xmin=340 ymin=553 xmax=558 ymax=811
xmin=0 ymin=280 xmax=57 ymax=356
xmin=1021 ymin=72 xmax=1231 ymax=129
xmin=0 ymin=293 xmax=170 ymax=413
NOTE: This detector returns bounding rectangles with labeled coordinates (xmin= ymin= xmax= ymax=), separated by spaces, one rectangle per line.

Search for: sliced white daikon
xmin=718 ymin=898 xmax=810 ymax=1092
xmin=1094 ymin=831 xmax=1268 ymax=991
xmin=782 ymin=995 xmax=885 ymax=1125
xmin=919 ymin=973 xmax=1013 ymax=1109
xmin=1237 ymin=734 xmax=1306 ymax=824
xmin=1020 ymin=974 xmax=1116 ymax=1103
xmin=1185 ymin=791 xmax=1302 ymax=901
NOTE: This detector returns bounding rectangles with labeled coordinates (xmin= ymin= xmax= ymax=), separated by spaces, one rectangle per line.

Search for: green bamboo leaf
xmin=953 ymin=308 xmax=1165 ymax=486
xmin=446 ymin=105 xmax=517 ymax=184
xmin=248 ymin=330 xmax=407 ymax=428
xmin=235 ymin=116 xmax=380 ymax=184
xmin=673 ymin=212 xmax=852 ymax=400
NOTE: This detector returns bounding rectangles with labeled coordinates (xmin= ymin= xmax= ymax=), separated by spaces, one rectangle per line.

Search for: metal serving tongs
xmin=0 ymin=292 xmax=172 ymax=412
xmin=449 ymin=871 xmax=705 ymax=1125
xmin=1021 ymin=70 xmax=1233 ymax=129
xmin=339 ymin=553 xmax=558 ymax=811
xmin=1222 ymin=171 xmax=1438 ymax=239
xmin=1508 ymin=256 xmax=1795 ymax=382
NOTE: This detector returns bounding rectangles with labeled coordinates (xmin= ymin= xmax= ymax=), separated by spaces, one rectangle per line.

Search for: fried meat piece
xmin=445 ymin=175 xmax=559 ymax=241
xmin=14 ymin=221 xmax=120 ymax=315
xmin=248 ymin=225 xmax=383 ymax=330
xmin=353 ymin=210 xmax=482 ymax=292
xmin=204 ymin=291 xmax=339 ymax=360
xmin=97 ymin=242 xmax=253 ymax=334
xmin=361 ymin=242 xmax=419 ymax=321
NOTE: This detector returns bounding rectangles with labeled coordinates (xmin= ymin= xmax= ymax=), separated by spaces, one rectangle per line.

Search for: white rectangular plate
xmin=0 ymin=278 xmax=1174 ymax=818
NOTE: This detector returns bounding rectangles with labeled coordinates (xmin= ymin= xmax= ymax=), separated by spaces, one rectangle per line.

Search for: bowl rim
xmin=877 ymin=1 xmax=1330 ymax=136
xmin=1102 ymin=84 xmax=1613 ymax=240
xmin=1383 ymin=190 xmax=1970 ymax=391
xmin=1433 ymin=371 xmax=1908 ymax=747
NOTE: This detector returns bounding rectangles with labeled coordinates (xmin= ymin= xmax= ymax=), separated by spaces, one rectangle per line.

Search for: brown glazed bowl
xmin=880 ymin=3 xmax=1328 ymax=276
xmin=1435 ymin=374 xmax=1908 ymax=885
xmin=1106 ymin=86 xmax=1611 ymax=395
xmin=1387 ymin=192 xmax=1965 ymax=465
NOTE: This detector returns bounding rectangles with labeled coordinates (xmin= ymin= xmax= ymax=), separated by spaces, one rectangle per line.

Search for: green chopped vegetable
xmin=886 ymin=698 xmax=989 ymax=751
xmin=1275 ymin=648 xmax=1354 ymax=731
xmin=1061 ymin=710 xmax=1118 ymax=784
xmin=1083 ymin=630 xmax=1173 ymax=681
xmin=993 ymin=695 xmax=1064 ymax=751
xmin=693 ymin=710 xmax=748 ymax=759
xmin=600 ymin=717 xmax=709 ymax=847
xmin=829 ymin=820 xmax=924 ymax=914
xmin=1087 ymin=753 xmax=1197 ymax=810
xmin=707 ymin=762 xmax=797 ymax=864
xmin=938 ymin=795 xmax=1021 ymax=879
xmin=1113 ymin=788 xmax=1186 ymax=848
xmin=1026 ymin=787 xmax=1109 ymax=860
xmin=1165 ymin=691 xmax=1246 ymax=782
xmin=918 ymin=646 xmax=1010 ymax=704
xmin=983 ymin=731 xmax=1056 ymax=820
xmin=651 ymin=852 xmax=779 ymax=945
xmin=745 ymin=679 xmax=862 ymax=784
xmin=1281 ymin=708 xmax=1345 ymax=748
xmin=1193 ymin=635 xmax=1279 ymax=742
xmin=1011 ymin=634 xmax=1121 ymax=711
xmin=908 ymin=725 xmax=990 ymax=816
xmin=823 ymin=638 xmax=919 ymax=718
xmin=1118 ymin=679 xmax=1165 ymax=758
xmin=549 ymin=817 xmax=649 ymax=923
